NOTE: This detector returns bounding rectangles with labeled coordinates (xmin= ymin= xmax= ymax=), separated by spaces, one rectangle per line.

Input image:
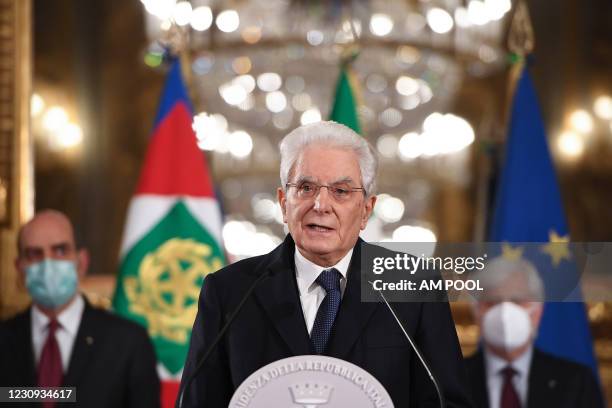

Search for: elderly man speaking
xmin=178 ymin=121 xmax=473 ymax=407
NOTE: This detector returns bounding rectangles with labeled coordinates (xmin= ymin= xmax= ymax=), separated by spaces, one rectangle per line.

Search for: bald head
xmin=16 ymin=209 xmax=88 ymax=280
xmin=18 ymin=210 xmax=75 ymax=255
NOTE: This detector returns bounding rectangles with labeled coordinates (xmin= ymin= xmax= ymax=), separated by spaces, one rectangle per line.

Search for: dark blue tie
xmin=310 ymin=268 xmax=342 ymax=354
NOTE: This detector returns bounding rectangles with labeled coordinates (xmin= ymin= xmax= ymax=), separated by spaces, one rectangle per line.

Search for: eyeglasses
xmin=286 ymin=181 xmax=365 ymax=202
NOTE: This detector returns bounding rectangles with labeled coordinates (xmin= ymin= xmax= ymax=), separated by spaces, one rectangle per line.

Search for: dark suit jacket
xmin=0 ymin=297 xmax=160 ymax=408
xmin=178 ymin=235 xmax=473 ymax=407
xmin=465 ymin=348 xmax=604 ymax=408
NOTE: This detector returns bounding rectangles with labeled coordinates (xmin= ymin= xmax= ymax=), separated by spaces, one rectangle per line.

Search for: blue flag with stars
xmin=489 ymin=65 xmax=599 ymax=375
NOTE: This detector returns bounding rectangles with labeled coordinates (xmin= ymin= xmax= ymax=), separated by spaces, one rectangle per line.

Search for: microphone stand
xmin=368 ymin=281 xmax=446 ymax=408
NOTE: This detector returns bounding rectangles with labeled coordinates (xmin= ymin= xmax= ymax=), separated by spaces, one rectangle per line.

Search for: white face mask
xmin=482 ymin=301 xmax=534 ymax=352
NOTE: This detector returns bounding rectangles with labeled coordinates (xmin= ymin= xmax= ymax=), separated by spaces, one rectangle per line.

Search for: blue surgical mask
xmin=25 ymin=259 xmax=78 ymax=309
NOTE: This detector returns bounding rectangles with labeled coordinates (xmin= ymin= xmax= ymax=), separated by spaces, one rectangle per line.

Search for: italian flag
xmin=112 ymin=60 xmax=225 ymax=407
xmin=330 ymin=63 xmax=362 ymax=134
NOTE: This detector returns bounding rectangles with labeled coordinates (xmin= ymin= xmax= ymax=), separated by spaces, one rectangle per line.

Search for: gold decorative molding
xmin=0 ymin=0 xmax=33 ymax=319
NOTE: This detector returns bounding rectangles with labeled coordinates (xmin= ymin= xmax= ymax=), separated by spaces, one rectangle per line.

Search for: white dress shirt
xmin=294 ymin=248 xmax=353 ymax=334
xmin=31 ymin=295 xmax=85 ymax=372
xmin=484 ymin=346 xmax=533 ymax=408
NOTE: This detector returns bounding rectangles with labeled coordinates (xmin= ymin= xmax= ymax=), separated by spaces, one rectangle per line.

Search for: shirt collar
xmin=294 ymin=248 xmax=353 ymax=294
xmin=484 ymin=345 xmax=533 ymax=379
xmin=31 ymin=294 xmax=85 ymax=337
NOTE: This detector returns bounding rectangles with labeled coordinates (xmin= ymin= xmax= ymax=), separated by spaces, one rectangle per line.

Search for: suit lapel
xmin=63 ymin=300 xmax=97 ymax=386
xmin=326 ymin=239 xmax=378 ymax=359
xmin=254 ymin=235 xmax=312 ymax=356
xmin=471 ymin=350 xmax=491 ymax=408
xmin=13 ymin=309 xmax=38 ymax=386
xmin=527 ymin=350 xmax=555 ymax=408
xmin=254 ymin=237 xmax=379 ymax=358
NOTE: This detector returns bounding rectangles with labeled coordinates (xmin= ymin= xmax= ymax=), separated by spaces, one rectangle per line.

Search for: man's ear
xmin=15 ymin=257 xmax=26 ymax=290
xmin=76 ymin=248 xmax=89 ymax=280
xmin=277 ymin=187 xmax=288 ymax=223
xmin=360 ymin=195 xmax=377 ymax=230
xmin=530 ymin=302 xmax=544 ymax=330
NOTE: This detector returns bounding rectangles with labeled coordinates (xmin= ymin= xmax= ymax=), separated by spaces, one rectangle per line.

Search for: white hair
xmin=279 ymin=121 xmax=378 ymax=195
xmin=471 ymin=257 xmax=545 ymax=301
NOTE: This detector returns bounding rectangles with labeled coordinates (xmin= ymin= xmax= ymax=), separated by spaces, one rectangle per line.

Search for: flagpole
xmin=328 ymin=9 xmax=363 ymax=135
xmin=179 ymin=51 xmax=192 ymax=101
xmin=476 ymin=0 xmax=536 ymax=241
xmin=506 ymin=0 xmax=534 ymax=110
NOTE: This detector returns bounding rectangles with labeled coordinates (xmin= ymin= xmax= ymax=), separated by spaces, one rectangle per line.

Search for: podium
xmin=229 ymin=355 xmax=394 ymax=408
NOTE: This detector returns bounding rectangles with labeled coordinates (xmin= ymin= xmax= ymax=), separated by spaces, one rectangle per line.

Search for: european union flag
xmin=489 ymin=65 xmax=599 ymax=375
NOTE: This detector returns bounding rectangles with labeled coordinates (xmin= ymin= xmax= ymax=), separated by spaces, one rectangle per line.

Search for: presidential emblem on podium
xmin=229 ymin=355 xmax=394 ymax=408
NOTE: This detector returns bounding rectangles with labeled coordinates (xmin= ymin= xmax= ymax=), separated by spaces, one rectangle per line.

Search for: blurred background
xmin=1 ymin=0 xmax=611 ymax=403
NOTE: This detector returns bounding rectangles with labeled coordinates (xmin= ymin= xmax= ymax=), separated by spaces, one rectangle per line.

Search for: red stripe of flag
xmin=135 ymin=101 xmax=215 ymax=197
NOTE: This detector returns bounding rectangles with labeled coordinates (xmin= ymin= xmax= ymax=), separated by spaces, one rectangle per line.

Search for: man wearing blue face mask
xmin=0 ymin=210 xmax=160 ymax=408
xmin=464 ymin=257 xmax=603 ymax=408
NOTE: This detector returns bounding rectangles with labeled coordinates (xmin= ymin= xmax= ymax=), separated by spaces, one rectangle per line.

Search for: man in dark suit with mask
xmin=0 ymin=210 xmax=160 ymax=408
xmin=465 ymin=257 xmax=604 ymax=408
xmin=178 ymin=121 xmax=473 ymax=407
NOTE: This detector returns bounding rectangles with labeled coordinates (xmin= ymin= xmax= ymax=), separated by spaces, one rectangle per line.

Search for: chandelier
xmin=138 ymin=0 xmax=527 ymax=257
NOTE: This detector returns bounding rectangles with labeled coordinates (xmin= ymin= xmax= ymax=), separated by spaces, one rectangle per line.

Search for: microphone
xmin=368 ymin=281 xmax=446 ymax=408
xmin=178 ymin=269 xmax=273 ymax=408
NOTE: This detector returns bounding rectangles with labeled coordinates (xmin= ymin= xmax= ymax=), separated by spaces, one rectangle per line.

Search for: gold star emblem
xmin=502 ymin=243 xmax=523 ymax=260
xmin=540 ymin=230 xmax=570 ymax=267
